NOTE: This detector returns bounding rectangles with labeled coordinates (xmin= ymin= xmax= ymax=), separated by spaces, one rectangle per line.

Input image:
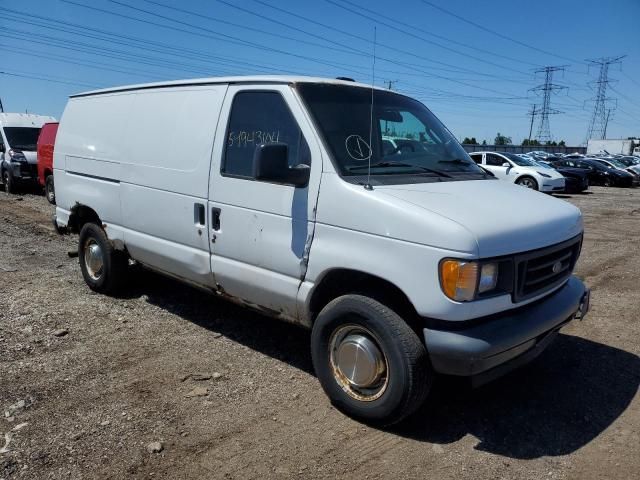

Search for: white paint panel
xmin=121 ymin=86 xmax=225 ymax=198
xmin=123 ymin=228 xmax=213 ymax=287
xmin=65 ymin=155 xmax=121 ymax=181
xmin=53 ymin=170 xmax=122 ymax=228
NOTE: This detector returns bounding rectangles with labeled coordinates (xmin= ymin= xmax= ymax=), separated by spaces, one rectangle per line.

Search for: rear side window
xmin=222 ymin=91 xmax=310 ymax=179
xmin=486 ymin=154 xmax=505 ymax=166
xmin=469 ymin=153 xmax=482 ymax=164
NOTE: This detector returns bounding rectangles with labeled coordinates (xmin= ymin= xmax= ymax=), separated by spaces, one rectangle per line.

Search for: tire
xmin=603 ymin=177 xmax=612 ymax=187
xmin=78 ymin=222 xmax=128 ymax=294
xmin=516 ymin=176 xmax=538 ymax=190
xmin=45 ymin=175 xmax=56 ymax=204
xmin=311 ymin=294 xmax=431 ymax=426
xmin=2 ymin=170 xmax=16 ymax=194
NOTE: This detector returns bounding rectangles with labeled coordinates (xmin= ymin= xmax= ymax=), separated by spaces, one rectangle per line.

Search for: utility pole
xmin=383 ymin=80 xmax=398 ymax=135
xmin=585 ymin=56 xmax=625 ymax=142
xmin=0 ymin=97 xmax=4 ymax=113
xmin=530 ymin=66 xmax=567 ymax=144
xmin=603 ymin=108 xmax=612 ymax=139
xmin=527 ymin=104 xmax=538 ymax=144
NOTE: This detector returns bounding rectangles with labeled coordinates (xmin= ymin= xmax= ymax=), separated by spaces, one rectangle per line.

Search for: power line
xmin=0 ymin=70 xmax=102 ymax=88
xmin=585 ymin=56 xmax=625 ymax=141
xmin=2 ymin=10 xmax=360 ymax=79
xmin=419 ymin=0 xmax=581 ymax=64
xmin=323 ymin=0 xmax=533 ymax=77
xmin=218 ymin=0 xmax=533 ymax=83
xmin=89 ymin=0 xmax=525 ymax=96
xmin=293 ymin=0 xmax=542 ymax=68
xmin=61 ymin=0 xmax=370 ymax=76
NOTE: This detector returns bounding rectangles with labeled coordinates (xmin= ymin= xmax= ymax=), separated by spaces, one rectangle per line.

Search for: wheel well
xmin=308 ymin=269 xmax=422 ymax=333
xmin=44 ymin=169 xmax=53 ymax=178
xmin=517 ymin=174 xmax=536 ymax=181
xmin=68 ymin=204 xmax=101 ymax=234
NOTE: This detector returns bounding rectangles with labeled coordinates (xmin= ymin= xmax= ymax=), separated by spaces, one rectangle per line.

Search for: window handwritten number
xmin=228 ymin=130 xmax=281 ymax=147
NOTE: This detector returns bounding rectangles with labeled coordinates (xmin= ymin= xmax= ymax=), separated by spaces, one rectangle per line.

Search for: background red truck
xmin=36 ymin=122 xmax=58 ymax=204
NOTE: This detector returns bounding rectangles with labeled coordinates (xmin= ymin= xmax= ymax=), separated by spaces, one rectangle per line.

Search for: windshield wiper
xmin=347 ymin=161 xmax=452 ymax=178
xmin=438 ymin=158 xmax=490 ymax=176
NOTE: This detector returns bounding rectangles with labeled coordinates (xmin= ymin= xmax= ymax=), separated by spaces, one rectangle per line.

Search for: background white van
xmin=0 ymin=112 xmax=57 ymax=193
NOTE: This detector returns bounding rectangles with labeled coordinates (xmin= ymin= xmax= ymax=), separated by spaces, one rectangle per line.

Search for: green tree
xmin=495 ymin=132 xmax=512 ymax=145
xmin=558 ymin=140 xmax=566 ymax=146
xmin=462 ymin=137 xmax=477 ymax=144
xmin=481 ymin=139 xmax=487 ymax=145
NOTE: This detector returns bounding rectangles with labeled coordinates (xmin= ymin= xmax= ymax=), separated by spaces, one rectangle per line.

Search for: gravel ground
xmin=1 ymin=186 xmax=639 ymax=480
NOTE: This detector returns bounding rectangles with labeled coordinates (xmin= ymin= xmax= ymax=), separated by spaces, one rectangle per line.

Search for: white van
xmin=53 ymin=76 xmax=590 ymax=425
xmin=0 ymin=112 xmax=57 ymax=193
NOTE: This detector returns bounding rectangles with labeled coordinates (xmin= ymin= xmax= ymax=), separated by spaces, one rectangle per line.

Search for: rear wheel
xmin=516 ymin=176 xmax=538 ymax=190
xmin=311 ymin=294 xmax=431 ymax=426
xmin=78 ymin=223 xmax=128 ymax=294
xmin=45 ymin=175 xmax=56 ymax=204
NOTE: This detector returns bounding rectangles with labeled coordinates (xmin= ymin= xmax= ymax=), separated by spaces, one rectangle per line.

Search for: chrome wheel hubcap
xmin=84 ymin=239 xmax=104 ymax=281
xmin=329 ymin=325 xmax=388 ymax=401
xmin=520 ymin=179 xmax=535 ymax=188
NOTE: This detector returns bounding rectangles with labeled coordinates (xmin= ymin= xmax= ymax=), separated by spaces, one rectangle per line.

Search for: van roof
xmin=70 ymin=75 xmax=388 ymax=98
xmin=0 ymin=112 xmax=57 ymax=128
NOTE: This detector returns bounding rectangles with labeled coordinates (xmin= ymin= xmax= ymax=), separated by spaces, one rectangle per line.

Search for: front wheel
xmin=311 ymin=295 xmax=431 ymax=426
xmin=516 ymin=176 xmax=539 ymax=190
xmin=78 ymin=223 xmax=128 ymax=294
xmin=2 ymin=170 xmax=16 ymax=194
xmin=45 ymin=175 xmax=56 ymax=204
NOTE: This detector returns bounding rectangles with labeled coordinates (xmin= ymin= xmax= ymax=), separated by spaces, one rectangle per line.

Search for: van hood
xmin=22 ymin=150 xmax=37 ymax=165
xmin=375 ymin=179 xmax=583 ymax=257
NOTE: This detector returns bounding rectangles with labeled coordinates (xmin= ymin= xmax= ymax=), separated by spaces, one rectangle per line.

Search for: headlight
xmin=8 ymin=150 xmax=27 ymax=162
xmin=439 ymin=260 xmax=499 ymax=302
xmin=537 ymin=172 xmax=551 ymax=178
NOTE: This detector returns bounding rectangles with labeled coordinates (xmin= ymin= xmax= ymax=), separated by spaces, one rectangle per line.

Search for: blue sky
xmin=1 ymin=0 xmax=638 ymax=145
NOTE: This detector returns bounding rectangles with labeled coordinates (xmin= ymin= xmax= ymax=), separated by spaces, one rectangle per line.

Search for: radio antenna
xmin=364 ymin=26 xmax=377 ymax=191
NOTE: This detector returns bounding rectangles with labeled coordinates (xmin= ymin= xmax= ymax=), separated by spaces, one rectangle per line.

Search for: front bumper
xmin=10 ymin=161 xmax=38 ymax=182
xmin=423 ymin=276 xmax=588 ymax=385
xmin=540 ymin=179 xmax=566 ymax=192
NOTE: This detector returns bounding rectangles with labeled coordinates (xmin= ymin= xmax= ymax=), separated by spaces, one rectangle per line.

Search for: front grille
xmin=513 ymin=235 xmax=582 ymax=302
xmin=19 ymin=163 xmax=37 ymax=178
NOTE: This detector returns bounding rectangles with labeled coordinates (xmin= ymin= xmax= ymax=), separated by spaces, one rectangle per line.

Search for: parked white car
xmin=53 ymin=76 xmax=589 ymax=425
xmin=0 ymin=112 xmax=57 ymax=193
xmin=469 ymin=151 xmax=565 ymax=192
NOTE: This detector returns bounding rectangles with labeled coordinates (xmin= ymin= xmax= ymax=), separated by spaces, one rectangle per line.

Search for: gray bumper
xmin=424 ymin=276 xmax=587 ymax=384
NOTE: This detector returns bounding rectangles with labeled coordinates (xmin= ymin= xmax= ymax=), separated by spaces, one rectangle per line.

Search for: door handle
xmin=194 ymin=203 xmax=205 ymax=226
xmin=211 ymin=207 xmax=221 ymax=231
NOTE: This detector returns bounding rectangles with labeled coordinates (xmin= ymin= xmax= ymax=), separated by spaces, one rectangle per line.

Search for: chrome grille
xmin=514 ymin=235 xmax=582 ymax=302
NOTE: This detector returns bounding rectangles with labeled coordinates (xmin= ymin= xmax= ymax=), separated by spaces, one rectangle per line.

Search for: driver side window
xmin=222 ymin=91 xmax=310 ymax=179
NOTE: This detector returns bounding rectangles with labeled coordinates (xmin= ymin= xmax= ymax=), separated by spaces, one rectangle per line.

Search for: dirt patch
xmin=1 ymin=187 xmax=639 ymax=479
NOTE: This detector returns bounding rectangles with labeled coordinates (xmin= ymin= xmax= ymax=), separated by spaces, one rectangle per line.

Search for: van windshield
xmin=3 ymin=127 xmax=41 ymax=151
xmin=296 ymin=83 xmax=486 ymax=182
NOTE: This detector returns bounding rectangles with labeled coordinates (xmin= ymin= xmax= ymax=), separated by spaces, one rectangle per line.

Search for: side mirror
xmin=253 ymin=143 xmax=310 ymax=187
xmin=502 ymin=162 xmax=511 ymax=168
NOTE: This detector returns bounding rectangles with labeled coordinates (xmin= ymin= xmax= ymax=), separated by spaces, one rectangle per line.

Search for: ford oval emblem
xmin=552 ymin=261 xmax=562 ymax=274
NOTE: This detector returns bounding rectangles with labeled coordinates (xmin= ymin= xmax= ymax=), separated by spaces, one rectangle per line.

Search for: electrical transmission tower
xmin=584 ymin=56 xmax=625 ymax=141
xmin=530 ymin=66 xmax=567 ymax=143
